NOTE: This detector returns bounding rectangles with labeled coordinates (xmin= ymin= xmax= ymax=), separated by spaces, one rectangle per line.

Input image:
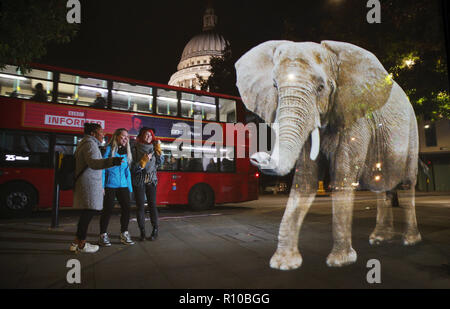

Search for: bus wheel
xmin=188 ymin=184 xmax=214 ymax=211
xmin=1 ymin=183 xmax=36 ymax=218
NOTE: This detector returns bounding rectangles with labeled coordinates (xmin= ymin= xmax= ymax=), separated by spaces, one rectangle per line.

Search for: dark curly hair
xmin=84 ymin=122 xmax=102 ymax=135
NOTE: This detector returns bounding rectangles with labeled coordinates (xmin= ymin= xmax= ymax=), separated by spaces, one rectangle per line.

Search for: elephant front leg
xmin=369 ymin=191 xmax=395 ymax=245
xmin=270 ymin=191 xmax=315 ymax=270
xmin=398 ymin=185 xmax=422 ymax=246
xmin=270 ymin=146 xmax=318 ymax=270
xmin=326 ymin=189 xmax=357 ymax=267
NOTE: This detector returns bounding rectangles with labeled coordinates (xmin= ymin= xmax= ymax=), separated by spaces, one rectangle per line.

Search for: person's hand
xmin=147 ymin=153 xmax=153 ymax=160
xmin=154 ymin=142 xmax=162 ymax=156
xmin=112 ymin=157 xmax=123 ymax=166
xmin=139 ymin=154 xmax=150 ymax=168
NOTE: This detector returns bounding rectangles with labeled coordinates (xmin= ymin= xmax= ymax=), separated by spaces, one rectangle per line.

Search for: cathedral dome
xmin=180 ymin=31 xmax=227 ymax=62
xmin=168 ymin=2 xmax=229 ymax=90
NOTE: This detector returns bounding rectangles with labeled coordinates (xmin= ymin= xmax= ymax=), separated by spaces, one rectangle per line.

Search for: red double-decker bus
xmin=0 ymin=64 xmax=259 ymax=217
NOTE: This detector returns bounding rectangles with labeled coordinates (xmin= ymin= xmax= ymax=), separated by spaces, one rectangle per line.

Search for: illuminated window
xmin=112 ymin=82 xmax=152 ymax=113
xmin=158 ymin=145 xmax=179 ymax=171
xmin=219 ymin=98 xmax=236 ymax=123
xmin=0 ymin=65 xmax=53 ymax=102
xmin=58 ymin=74 xmax=107 ymax=107
xmin=156 ymin=89 xmax=178 ymax=116
xmin=180 ymin=92 xmax=216 ymax=120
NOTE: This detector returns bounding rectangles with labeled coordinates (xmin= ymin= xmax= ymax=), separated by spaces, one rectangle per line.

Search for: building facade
xmin=417 ymin=119 xmax=450 ymax=191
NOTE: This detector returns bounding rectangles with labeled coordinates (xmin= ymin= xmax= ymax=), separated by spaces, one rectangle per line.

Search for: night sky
xmin=41 ymin=0 xmax=448 ymax=85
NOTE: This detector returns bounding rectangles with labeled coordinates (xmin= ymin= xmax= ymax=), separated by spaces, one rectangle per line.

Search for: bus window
xmin=192 ymin=149 xmax=205 ymax=172
xmin=204 ymin=157 xmax=218 ymax=172
xmin=23 ymin=68 xmax=54 ymax=81
xmin=180 ymin=93 xmax=216 ymax=120
xmin=179 ymin=152 xmax=202 ymax=172
xmin=58 ymin=74 xmax=107 ymax=106
xmin=55 ymin=135 xmax=81 ymax=155
xmin=219 ymin=98 xmax=236 ymax=123
xmin=112 ymin=82 xmax=153 ymax=113
xmin=0 ymin=130 xmax=50 ymax=167
xmin=220 ymin=157 xmax=235 ymax=172
xmin=179 ymin=154 xmax=189 ymax=171
xmin=159 ymin=145 xmax=178 ymax=171
xmin=220 ymin=146 xmax=235 ymax=172
xmin=156 ymin=89 xmax=178 ymax=116
xmin=187 ymin=158 xmax=203 ymax=172
xmin=0 ymin=65 xmax=53 ymax=101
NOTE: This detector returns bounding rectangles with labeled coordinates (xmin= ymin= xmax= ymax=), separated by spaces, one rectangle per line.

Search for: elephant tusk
xmin=310 ymin=127 xmax=320 ymax=161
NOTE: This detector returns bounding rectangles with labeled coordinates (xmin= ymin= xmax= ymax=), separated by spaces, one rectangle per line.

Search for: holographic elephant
xmin=235 ymin=40 xmax=421 ymax=269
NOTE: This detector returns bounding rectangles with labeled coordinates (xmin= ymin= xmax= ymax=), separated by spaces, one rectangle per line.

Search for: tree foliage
xmin=378 ymin=0 xmax=449 ymax=120
xmin=0 ymin=0 xmax=78 ymax=72
xmin=197 ymin=44 xmax=239 ymax=96
xmin=203 ymin=0 xmax=449 ymax=120
xmin=310 ymin=0 xmax=449 ymax=120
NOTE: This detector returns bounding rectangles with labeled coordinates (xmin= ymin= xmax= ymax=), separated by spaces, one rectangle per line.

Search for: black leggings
xmin=76 ymin=210 xmax=98 ymax=241
xmin=133 ymin=183 xmax=158 ymax=230
xmin=100 ymin=187 xmax=131 ymax=234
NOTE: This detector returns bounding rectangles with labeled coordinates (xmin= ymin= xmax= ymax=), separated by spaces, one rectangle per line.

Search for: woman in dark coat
xmin=131 ymin=127 xmax=164 ymax=241
xmin=70 ymin=123 xmax=122 ymax=253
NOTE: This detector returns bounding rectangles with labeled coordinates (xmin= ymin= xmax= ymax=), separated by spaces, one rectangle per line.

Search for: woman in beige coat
xmin=70 ymin=123 xmax=122 ymax=253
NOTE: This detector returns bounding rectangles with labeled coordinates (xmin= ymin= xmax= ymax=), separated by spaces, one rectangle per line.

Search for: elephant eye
xmin=317 ymin=84 xmax=325 ymax=93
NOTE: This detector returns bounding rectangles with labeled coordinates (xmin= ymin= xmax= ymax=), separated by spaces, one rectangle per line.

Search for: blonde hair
xmin=108 ymin=128 xmax=132 ymax=164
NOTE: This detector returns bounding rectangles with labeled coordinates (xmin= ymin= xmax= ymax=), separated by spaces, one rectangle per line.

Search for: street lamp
xmin=402 ymin=55 xmax=419 ymax=69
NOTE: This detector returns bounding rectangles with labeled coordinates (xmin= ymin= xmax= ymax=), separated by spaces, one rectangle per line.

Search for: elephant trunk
xmin=251 ymin=87 xmax=320 ymax=176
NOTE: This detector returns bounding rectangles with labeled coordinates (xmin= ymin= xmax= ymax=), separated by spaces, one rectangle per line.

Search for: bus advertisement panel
xmin=21 ymin=101 xmax=220 ymax=141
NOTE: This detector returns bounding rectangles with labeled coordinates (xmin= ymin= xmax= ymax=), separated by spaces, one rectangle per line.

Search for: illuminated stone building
xmin=168 ymin=2 xmax=228 ymax=90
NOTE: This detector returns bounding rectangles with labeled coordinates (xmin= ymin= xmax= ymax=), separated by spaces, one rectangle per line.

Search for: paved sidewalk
xmin=0 ymin=194 xmax=449 ymax=289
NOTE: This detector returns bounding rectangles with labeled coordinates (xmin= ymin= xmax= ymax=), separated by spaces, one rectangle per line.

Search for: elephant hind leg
xmin=397 ymin=185 xmax=422 ymax=246
xmin=369 ymin=191 xmax=395 ymax=245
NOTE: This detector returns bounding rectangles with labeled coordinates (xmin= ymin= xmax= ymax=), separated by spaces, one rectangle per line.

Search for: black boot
xmin=149 ymin=226 xmax=158 ymax=241
xmin=139 ymin=229 xmax=146 ymax=241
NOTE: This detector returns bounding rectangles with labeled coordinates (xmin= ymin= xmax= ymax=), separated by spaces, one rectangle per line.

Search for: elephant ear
xmin=321 ymin=40 xmax=393 ymax=128
xmin=235 ymin=40 xmax=290 ymax=123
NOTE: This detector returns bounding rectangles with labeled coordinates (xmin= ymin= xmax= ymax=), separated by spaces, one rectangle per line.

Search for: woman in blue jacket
xmin=99 ymin=128 xmax=135 ymax=246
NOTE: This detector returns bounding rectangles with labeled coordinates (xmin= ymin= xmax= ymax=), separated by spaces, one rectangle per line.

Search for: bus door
xmin=53 ymin=134 xmax=82 ymax=208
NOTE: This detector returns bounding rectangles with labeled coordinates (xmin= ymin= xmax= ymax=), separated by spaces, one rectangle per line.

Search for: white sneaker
xmin=78 ymin=242 xmax=99 ymax=253
xmin=120 ymin=231 xmax=135 ymax=245
xmin=99 ymin=233 xmax=112 ymax=247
